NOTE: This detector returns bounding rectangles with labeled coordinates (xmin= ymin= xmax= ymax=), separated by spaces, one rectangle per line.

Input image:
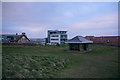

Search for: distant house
xmin=2 ymin=33 xmax=30 ymax=43
xmin=65 ymin=36 xmax=93 ymax=51
xmin=30 ymin=38 xmax=46 ymax=45
xmin=85 ymin=36 xmax=120 ymax=46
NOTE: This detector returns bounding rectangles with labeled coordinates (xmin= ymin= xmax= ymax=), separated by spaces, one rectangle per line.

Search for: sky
xmin=2 ymin=2 xmax=118 ymax=38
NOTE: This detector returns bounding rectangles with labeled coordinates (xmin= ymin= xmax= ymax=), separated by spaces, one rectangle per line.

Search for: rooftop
xmin=48 ymin=30 xmax=67 ymax=32
xmin=65 ymin=36 xmax=93 ymax=44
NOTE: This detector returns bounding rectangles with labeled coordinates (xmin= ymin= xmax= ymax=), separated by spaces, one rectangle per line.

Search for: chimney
xmin=22 ymin=32 xmax=25 ymax=35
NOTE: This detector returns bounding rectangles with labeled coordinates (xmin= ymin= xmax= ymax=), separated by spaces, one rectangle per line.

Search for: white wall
xmin=50 ymin=34 xmax=60 ymax=44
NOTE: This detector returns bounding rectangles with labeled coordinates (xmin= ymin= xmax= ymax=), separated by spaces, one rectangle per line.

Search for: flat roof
xmin=48 ymin=30 xmax=67 ymax=32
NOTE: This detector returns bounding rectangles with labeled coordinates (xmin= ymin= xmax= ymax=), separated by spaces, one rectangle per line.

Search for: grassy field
xmin=0 ymin=46 xmax=2 ymax=79
xmin=2 ymin=44 xmax=119 ymax=78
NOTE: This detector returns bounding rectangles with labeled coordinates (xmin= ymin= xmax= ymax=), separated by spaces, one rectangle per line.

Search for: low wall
xmin=2 ymin=42 xmax=38 ymax=46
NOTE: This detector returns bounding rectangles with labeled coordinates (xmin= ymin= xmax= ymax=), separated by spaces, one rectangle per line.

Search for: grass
xmin=3 ymin=55 xmax=69 ymax=78
xmin=0 ymin=46 xmax=2 ymax=79
xmin=2 ymin=44 xmax=119 ymax=78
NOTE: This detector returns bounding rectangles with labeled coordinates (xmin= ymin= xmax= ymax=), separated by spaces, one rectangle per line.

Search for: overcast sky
xmin=2 ymin=2 xmax=118 ymax=38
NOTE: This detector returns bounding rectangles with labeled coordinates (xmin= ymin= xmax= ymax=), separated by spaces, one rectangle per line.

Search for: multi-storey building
xmin=47 ymin=30 xmax=67 ymax=45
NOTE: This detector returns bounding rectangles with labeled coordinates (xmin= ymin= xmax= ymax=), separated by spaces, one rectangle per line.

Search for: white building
xmin=48 ymin=30 xmax=67 ymax=45
xmin=50 ymin=34 xmax=61 ymax=44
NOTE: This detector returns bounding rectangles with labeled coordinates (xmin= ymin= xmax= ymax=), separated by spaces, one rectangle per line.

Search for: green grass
xmin=2 ymin=44 xmax=119 ymax=78
xmin=85 ymin=45 xmax=117 ymax=54
xmin=3 ymin=55 xmax=69 ymax=78
xmin=0 ymin=46 xmax=2 ymax=79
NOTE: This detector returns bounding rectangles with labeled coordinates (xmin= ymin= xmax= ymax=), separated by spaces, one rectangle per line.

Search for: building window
xmin=50 ymin=32 xmax=57 ymax=34
xmin=61 ymin=39 xmax=67 ymax=41
xmin=61 ymin=35 xmax=67 ymax=38
xmin=51 ymin=35 xmax=59 ymax=37
xmin=51 ymin=39 xmax=59 ymax=40
xmin=7 ymin=36 xmax=14 ymax=40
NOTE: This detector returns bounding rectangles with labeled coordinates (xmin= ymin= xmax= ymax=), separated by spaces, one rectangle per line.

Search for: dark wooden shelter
xmin=65 ymin=36 xmax=93 ymax=51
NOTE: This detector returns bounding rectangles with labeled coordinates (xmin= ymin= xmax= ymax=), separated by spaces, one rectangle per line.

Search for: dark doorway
xmin=83 ymin=44 xmax=87 ymax=50
xmin=69 ymin=43 xmax=80 ymax=51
